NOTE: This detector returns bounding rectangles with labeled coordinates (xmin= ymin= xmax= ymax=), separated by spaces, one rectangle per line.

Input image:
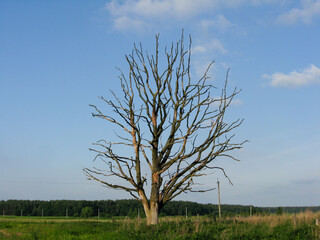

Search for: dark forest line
xmin=1 ymin=199 xmax=319 ymax=218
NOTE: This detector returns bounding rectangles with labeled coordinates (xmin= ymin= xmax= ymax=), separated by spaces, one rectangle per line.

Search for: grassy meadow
xmin=0 ymin=211 xmax=319 ymax=239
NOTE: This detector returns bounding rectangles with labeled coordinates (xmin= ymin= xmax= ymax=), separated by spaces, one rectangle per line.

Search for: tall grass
xmin=228 ymin=210 xmax=320 ymax=226
xmin=0 ymin=211 xmax=319 ymax=239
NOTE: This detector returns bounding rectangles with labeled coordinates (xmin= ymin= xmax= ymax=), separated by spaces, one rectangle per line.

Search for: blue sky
xmin=1 ymin=0 xmax=320 ymax=207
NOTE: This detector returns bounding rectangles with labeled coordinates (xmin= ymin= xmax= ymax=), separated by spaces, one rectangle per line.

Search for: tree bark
xmin=150 ymin=201 xmax=159 ymax=225
xmin=145 ymin=201 xmax=159 ymax=225
xmin=142 ymin=202 xmax=151 ymax=225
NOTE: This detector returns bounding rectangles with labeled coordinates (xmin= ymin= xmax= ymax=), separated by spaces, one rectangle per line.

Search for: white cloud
xmin=263 ymin=64 xmax=320 ymax=87
xmin=193 ymin=60 xmax=216 ymax=79
xmin=193 ymin=39 xmax=226 ymax=55
xmin=113 ymin=16 xmax=150 ymax=31
xmin=106 ymin=0 xmax=217 ymax=30
xmin=210 ymin=97 xmax=243 ymax=108
xmin=106 ymin=0 xmax=282 ymax=31
xmin=200 ymin=15 xmax=234 ymax=32
xmin=231 ymin=98 xmax=244 ymax=106
xmin=277 ymin=0 xmax=320 ymax=25
xmin=192 ymin=39 xmax=226 ymax=79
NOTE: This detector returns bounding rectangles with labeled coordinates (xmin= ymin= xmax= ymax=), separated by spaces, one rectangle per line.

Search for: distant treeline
xmin=0 ymin=199 xmax=319 ymax=218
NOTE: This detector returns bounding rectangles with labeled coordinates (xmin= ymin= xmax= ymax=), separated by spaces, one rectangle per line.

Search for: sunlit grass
xmin=0 ymin=211 xmax=319 ymax=239
xmin=227 ymin=210 xmax=320 ymax=227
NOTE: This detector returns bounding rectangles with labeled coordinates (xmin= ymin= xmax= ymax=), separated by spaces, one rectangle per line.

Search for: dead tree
xmin=84 ymin=33 xmax=245 ymax=225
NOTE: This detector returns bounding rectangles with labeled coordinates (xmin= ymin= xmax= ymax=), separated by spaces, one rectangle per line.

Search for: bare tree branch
xmin=85 ymin=32 xmax=245 ymax=225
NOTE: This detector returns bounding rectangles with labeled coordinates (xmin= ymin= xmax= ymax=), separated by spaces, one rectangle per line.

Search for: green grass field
xmin=0 ymin=213 xmax=319 ymax=239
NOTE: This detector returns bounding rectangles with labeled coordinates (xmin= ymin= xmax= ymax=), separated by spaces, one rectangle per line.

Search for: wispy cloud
xmin=193 ymin=39 xmax=227 ymax=55
xmin=263 ymin=64 xmax=320 ymax=88
xmin=210 ymin=97 xmax=244 ymax=108
xmin=200 ymin=15 xmax=234 ymax=32
xmin=293 ymin=178 xmax=319 ymax=185
xmin=277 ymin=0 xmax=320 ymax=25
xmin=106 ymin=0 xmax=217 ymax=30
xmin=191 ymin=38 xmax=230 ymax=81
xmin=231 ymin=98 xmax=244 ymax=106
xmin=113 ymin=16 xmax=150 ymax=31
xmin=105 ymin=0 xmax=282 ymax=31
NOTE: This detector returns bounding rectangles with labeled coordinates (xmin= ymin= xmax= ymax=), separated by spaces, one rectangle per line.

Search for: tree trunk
xmin=145 ymin=201 xmax=159 ymax=225
xmin=150 ymin=201 xmax=159 ymax=225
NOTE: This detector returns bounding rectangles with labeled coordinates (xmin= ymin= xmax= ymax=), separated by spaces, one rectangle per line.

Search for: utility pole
xmin=98 ymin=209 xmax=100 ymax=219
xmin=217 ymin=179 xmax=221 ymax=219
xmin=186 ymin=207 xmax=188 ymax=220
xmin=250 ymin=205 xmax=252 ymax=217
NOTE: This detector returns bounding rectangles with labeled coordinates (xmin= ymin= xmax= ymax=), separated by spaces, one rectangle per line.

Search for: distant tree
xmin=84 ymin=32 xmax=245 ymax=225
xmin=81 ymin=207 xmax=94 ymax=218
xmin=276 ymin=207 xmax=283 ymax=215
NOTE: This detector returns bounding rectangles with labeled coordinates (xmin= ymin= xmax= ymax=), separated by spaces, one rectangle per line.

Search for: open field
xmin=0 ymin=212 xmax=319 ymax=239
